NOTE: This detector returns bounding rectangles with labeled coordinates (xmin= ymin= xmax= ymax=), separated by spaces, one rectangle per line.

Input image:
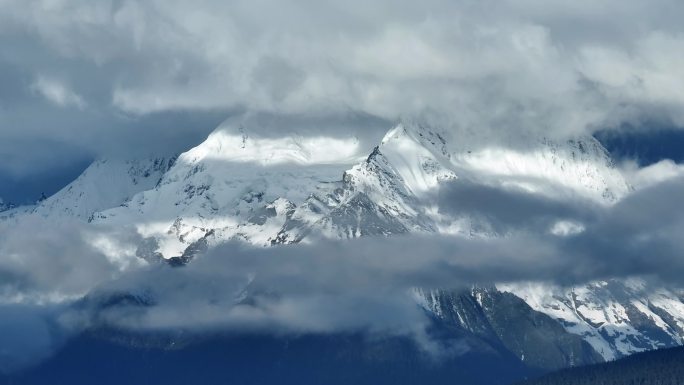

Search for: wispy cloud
xmin=30 ymin=76 xmax=85 ymax=109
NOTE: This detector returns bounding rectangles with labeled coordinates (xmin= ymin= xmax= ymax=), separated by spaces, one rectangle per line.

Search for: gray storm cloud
xmin=3 ymin=0 xmax=684 ymax=182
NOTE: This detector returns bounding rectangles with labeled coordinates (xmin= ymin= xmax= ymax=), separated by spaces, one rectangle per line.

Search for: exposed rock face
xmin=416 ymin=288 xmax=604 ymax=370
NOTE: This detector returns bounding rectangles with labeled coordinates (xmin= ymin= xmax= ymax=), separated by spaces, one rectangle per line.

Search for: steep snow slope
xmin=380 ymin=122 xmax=629 ymax=204
xmin=451 ymin=137 xmax=629 ymax=203
xmin=32 ymin=158 xmax=175 ymax=221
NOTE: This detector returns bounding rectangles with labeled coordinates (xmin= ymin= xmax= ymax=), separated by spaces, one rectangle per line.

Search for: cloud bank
xmin=3 ymin=0 xmax=684 ymax=186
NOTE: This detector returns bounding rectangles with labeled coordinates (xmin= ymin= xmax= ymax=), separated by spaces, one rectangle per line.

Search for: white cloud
xmin=0 ymin=217 xmax=142 ymax=304
xmin=621 ymin=159 xmax=684 ymax=189
xmin=30 ymin=76 xmax=85 ymax=109
xmin=549 ymin=220 xmax=585 ymax=236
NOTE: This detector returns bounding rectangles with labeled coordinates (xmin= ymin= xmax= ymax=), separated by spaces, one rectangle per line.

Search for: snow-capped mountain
xmin=5 ymin=116 xmax=683 ymax=370
xmin=90 ymin=119 xmax=366 ymax=257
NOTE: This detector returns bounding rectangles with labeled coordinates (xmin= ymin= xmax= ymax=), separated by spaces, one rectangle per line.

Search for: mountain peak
xmin=180 ymin=120 xmax=364 ymax=167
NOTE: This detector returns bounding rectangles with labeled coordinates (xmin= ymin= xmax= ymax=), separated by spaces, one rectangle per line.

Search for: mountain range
xmin=3 ymin=114 xmax=684 ymax=377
